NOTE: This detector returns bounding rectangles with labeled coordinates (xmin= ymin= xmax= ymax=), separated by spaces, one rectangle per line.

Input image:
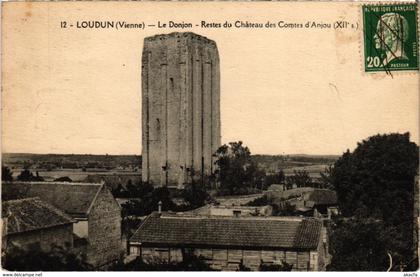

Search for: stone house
xmin=2 ymin=197 xmax=74 ymax=253
xmin=265 ymin=187 xmax=314 ymax=202
xmin=265 ymin=188 xmax=337 ymax=217
xmin=292 ymin=189 xmax=337 ymax=217
xmin=128 ymin=213 xmax=327 ymax=271
xmin=2 ymin=182 xmax=122 ymax=269
xmin=189 ymin=204 xmax=273 ymax=217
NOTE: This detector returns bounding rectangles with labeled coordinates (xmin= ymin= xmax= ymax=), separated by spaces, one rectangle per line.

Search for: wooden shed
xmin=129 ymin=213 xmax=327 ymax=271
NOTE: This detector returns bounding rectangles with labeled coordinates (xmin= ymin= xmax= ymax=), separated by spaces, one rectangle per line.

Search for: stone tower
xmin=141 ymin=32 xmax=221 ymax=188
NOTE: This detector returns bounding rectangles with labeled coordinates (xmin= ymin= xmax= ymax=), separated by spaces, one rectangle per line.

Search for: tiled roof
xmin=2 ymin=197 xmax=74 ymax=235
xmin=2 ymin=182 xmax=103 ymax=217
xmin=130 ymin=214 xmax=322 ymax=250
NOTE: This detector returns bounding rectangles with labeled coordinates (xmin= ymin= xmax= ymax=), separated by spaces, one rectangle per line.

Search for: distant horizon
xmin=3 ymin=132 xmax=417 ymax=157
xmin=0 ymin=151 xmax=343 ymax=157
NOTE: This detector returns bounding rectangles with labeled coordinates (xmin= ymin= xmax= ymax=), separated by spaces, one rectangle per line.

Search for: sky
xmin=2 ymin=2 xmax=418 ymax=155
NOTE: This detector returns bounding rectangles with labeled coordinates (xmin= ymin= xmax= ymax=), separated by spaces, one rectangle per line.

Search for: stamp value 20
xmin=363 ymin=4 xmax=418 ymax=72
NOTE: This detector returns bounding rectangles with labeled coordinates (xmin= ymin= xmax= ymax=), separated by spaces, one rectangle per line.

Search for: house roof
xmin=2 ymin=197 xmax=75 ymax=235
xmin=130 ymin=214 xmax=322 ymax=250
xmin=2 ymin=182 xmax=103 ymax=217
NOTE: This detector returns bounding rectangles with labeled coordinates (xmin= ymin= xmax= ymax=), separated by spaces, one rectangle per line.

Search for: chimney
xmin=158 ymin=201 xmax=162 ymax=214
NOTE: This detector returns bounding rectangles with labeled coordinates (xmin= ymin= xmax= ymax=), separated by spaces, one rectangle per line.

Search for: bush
xmin=16 ymin=169 xmax=44 ymax=182
xmin=259 ymin=261 xmax=293 ymax=271
xmin=237 ymin=260 xmax=251 ymax=271
xmin=3 ymin=245 xmax=91 ymax=271
xmin=2 ymin=166 xmax=13 ymax=181
xmin=182 ymin=183 xmax=211 ymax=208
xmin=114 ymin=254 xmax=214 ymax=271
xmin=243 ymin=195 xmax=269 ymax=206
xmin=54 ymin=176 xmax=73 ymax=182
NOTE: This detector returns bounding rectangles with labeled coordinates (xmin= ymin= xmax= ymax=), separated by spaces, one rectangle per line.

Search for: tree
xmin=293 ymin=169 xmax=312 ymax=187
xmin=182 ymin=183 xmax=210 ymax=209
xmin=121 ymin=184 xmax=177 ymax=217
xmin=331 ymin=133 xmax=418 ymax=221
xmin=121 ymin=181 xmax=154 ymax=198
xmin=319 ymin=165 xmax=334 ymax=189
xmin=253 ymin=168 xmax=267 ymax=191
xmin=277 ymin=169 xmax=286 ymax=184
xmin=111 ymin=183 xmax=124 ymax=197
xmin=265 ymin=169 xmax=286 ymax=190
xmin=214 ymin=141 xmax=258 ymax=195
xmin=121 ymin=216 xmax=143 ymax=239
xmin=17 ymin=169 xmax=44 ymax=182
xmin=329 ymin=133 xmax=419 ymax=271
xmin=54 ymin=176 xmax=73 ymax=182
xmin=285 ymin=169 xmax=312 ymax=188
xmin=2 ymin=166 xmax=13 ymax=181
xmin=328 ymin=217 xmax=394 ymax=271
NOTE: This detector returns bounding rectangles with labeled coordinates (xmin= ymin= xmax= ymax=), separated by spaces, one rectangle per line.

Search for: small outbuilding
xmin=2 ymin=182 xmax=122 ymax=269
xmin=129 ymin=213 xmax=327 ymax=271
xmin=2 ymin=197 xmax=74 ymax=252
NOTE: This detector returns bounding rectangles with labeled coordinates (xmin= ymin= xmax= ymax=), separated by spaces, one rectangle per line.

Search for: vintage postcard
xmin=1 ymin=1 xmax=419 ymax=273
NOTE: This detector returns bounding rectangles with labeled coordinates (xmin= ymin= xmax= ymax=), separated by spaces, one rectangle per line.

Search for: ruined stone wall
xmin=86 ymin=187 xmax=122 ymax=268
xmin=142 ymin=32 xmax=221 ymax=188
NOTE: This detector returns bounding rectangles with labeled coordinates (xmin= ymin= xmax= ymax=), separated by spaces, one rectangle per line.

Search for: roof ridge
xmin=160 ymin=214 xmax=304 ymax=222
xmin=31 ymin=197 xmax=75 ymax=223
xmin=2 ymin=197 xmax=41 ymax=204
xmin=86 ymin=183 xmax=104 ymax=215
xmin=130 ymin=213 xmax=153 ymax=241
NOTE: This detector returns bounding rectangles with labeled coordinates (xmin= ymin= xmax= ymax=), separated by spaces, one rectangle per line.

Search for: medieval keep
xmin=141 ymin=32 xmax=221 ymax=188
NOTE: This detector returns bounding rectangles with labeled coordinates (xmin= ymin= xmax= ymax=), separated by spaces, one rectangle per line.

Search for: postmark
xmin=363 ymin=4 xmax=418 ymax=72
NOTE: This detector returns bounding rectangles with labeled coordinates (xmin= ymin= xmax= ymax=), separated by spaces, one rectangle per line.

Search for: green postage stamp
xmin=363 ymin=3 xmax=419 ymax=72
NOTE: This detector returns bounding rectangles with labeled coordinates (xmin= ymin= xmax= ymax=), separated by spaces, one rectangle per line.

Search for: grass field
xmin=283 ymin=164 xmax=330 ymax=178
xmin=10 ymin=168 xmax=140 ymax=182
